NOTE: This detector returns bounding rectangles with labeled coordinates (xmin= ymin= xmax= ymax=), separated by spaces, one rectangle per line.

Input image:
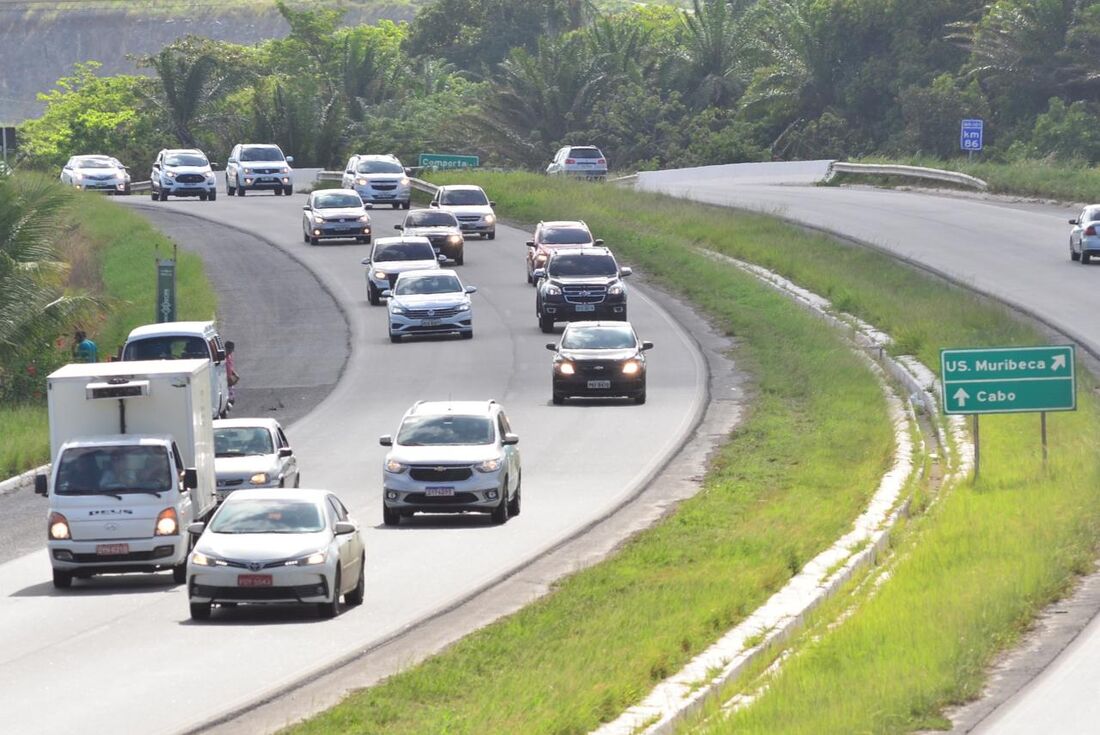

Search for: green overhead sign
xmin=940 ymin=345 xmax=1076 ymax=415
xmin=418 ymin=153 xmax=479 ymax=170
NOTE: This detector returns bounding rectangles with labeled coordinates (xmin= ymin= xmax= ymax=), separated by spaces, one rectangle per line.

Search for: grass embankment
xmin=0 ymin=187 xmax=217 ymax=477
xmin=295 ymin=173 xmax=1100 ymax=734
xmin=843 ymin=155 xmax=1100 ymax=203
xmin=289 ymin=176 xmax=902 ymax=734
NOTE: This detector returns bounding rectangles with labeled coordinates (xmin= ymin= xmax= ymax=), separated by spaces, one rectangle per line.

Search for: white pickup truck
xmin=35 ymin=360 xmax=218 ymax=589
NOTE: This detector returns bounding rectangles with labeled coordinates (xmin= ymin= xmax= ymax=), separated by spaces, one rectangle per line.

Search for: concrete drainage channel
xmin=594 ymin=249 xmax=973 ymax=735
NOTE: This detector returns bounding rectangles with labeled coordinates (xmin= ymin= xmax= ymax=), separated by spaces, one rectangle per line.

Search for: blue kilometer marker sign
xmin=940 ymin=345 xmax=1076 ymax=415
xmin=960 ymin=118 xmax=984 ymax=151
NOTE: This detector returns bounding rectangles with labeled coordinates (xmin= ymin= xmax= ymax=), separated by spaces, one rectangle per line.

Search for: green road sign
xmin=418 ymin=153 xmax=479 ymax=170
xmin=156 ymin=258 xmax=177 ymax=323
xmin=940 ymin=345 xmax=1076 ymax=415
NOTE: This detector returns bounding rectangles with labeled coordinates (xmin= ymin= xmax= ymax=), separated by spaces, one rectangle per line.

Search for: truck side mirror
xmin=183 ymin=468 xmax=198 ymax=490
xmin=35 ymin=474 xmax=48 ymax=496
xmin=278 ymin=447 xmax=293 ymax=458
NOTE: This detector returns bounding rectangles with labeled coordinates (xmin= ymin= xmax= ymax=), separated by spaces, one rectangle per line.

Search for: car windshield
xmin=541 ymin=226 xmax=592 ymax=244
xmin=562 ymin=325 xmax=636 ymax=349
xmin=165 ymin=154 xmax=208 ymax=167
xmin=357 ymin=160 xmax=404 ymax=174
xmin=55 ymin=445 xmax=173 ymax=495
xmin=210 ymin=499 xmax=325 ymax=534
xmin=441 ymin=189 xmax=488 ymax=206
xmin=397 ymin=415 xmax=494 ymax=446
xmin=395 ymin=274 xmax=462 ymax=296
xmin=314 ymin=192 xmax=362 ymax=209
xmin=374 ymin=242 xmax=436 ymax=262
xmin=123 ymin=335 xmax=209 ymax=361
xmin=76 ymin=159 xmax=114 ymax=169
xmin=214 ymin=427 xmax=274 ymax=457
xmin=548 ymin=253 xmax=618 ymax=277
xmin=405 ymin=211 xmax=458 ymax=227
xmin=240 ymin=146 xmax=285 ymax=162
xmin=569 ymin=148 xmax=603 ymax=159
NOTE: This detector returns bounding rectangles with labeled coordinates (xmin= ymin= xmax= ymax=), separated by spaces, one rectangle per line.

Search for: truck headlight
xmin=155 ymin=507 xmax=179 ymax=536
xmin=622 ymin=361 xmax=641 ymax=375
xmin=558 ymin=362 xmax=575 ymax=375
xmin=249 ymin=472 xmax=269 ymax=485
xmin=48 ymin=512 xmax=71 ymax=540
xmin=385 ymin=459 xmax=408 ymax=474
xmin=244 ymin=168 xmax=254 ymax=174
xmin=475 ymin=458 xmax=502 ymax=473
xmin=608 ymin=284 xmax=625 ymax=296
xmin=545 ymin=284 xmax=561 ymax=296
xmin=280 ymin=167 xmax=290 ymax=174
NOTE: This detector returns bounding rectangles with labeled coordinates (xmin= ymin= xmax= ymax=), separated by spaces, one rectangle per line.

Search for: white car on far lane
xmin=302 ymin=189 xmax=372 ymax=246
xmin=187 ymin=489 xmax=365 ymax=620
xmin=430 ymin=185 xmax=497 ymax=240
xmin=213 ymin=418 xmax=300 ymax=501
xmin=60 ymin=154 xmax=131 ymax=194
xmin=1068 ymin=204 xmax=1100 ymax=265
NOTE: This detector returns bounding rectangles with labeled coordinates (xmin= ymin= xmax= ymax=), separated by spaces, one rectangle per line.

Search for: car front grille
xmin=456 ymin=215 xmax=480 ymax=222
xmin=254 ymin=168 xmax=280 ymax=175
xmin=404 ymin=492 xmax=479 ymax=504
xmin=404 ymin=306 xmax=463 ymax=319
xmin=576 ymin=359 xmax=623 ymax=375
xmin=409 ymin=466 xmax=473 ymax=482
xmin=428 ymin=235 xmax=452 ymax=247
xmin=192 ymin=582 xmax=328 ymax=601
xmin=176 ymin=174 xmax=205 ymax=183
xmin=69 ymin=546 xmax=176 ymax=563
xmin=563 ymin=284 xmax=608 ymax=304
xmin=217 ymin=479 xmax=245 ymax=488
xmin=372 ymin=183 xmax=398 ymax=191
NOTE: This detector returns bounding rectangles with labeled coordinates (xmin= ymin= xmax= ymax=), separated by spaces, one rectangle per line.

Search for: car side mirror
xmin=525 ymin=240 xmax=535 ymax=247
xmin=429 ymin=202 xmax=439 ymax=208
xmin=228 ymin=158 xmax=237 ymax=164
xmin=620 ymin=267 xmax=633 ymax=277
xmin=184 ymin=468 xmax=198 ymax=490
xmin=361 ymin=257 xmax=372 ymax=265
xmin=278 ymin=447 xmax=293 ymax=458
xmin=35 ymin=474 xmax=48 ymax=495
xmin=286 ymin=156 xmax=294 ymax=164
xmin=594 ymin=239 xmax=604 ymax=246
xmin=379 ymin=435 xmax=393 ymax=446
xmin=303 ymin=205 xmax=310 ymax=211
xmin=532 ymin=268 xmax=547 ymax=279
xmin=334 ymin=521 xmax=356 ymax=535
xmin=465 ymin=285 xmax=478 ymax=294
xmin=545 ymin=343 xmax=557 ymax=351
xmin=502 ymin=433 xmax=519 ymax=446
xmin=404 ymin=167 xmax=413 ymax=176
xmin=187 ymin=521 xmax=206 ymax=535
xmin=394 ymin=224 xmax=403 ymax=230
xmin=381 ymin=289 xmax=392 ymax=299
xmin=346 ymin=170 xmax=354 ymax=174
xmin=210 ymin=162 xmax=221 ymax=170
xmin=489 ymin=201 xmax=496 ymax=207
xmin=1070 ymin=219 xmax=1079 ymax=225
xmin=152 ymin=163 xmax=160 ymax=169
xmin=438 ymin=254 xmax=447 ymax=262
xmin=642 ymin=341 xmax=654 ymax=351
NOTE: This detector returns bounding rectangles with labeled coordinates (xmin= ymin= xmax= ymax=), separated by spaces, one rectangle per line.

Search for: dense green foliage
xmin=17 ymin=0 xmax=1100 ymax=173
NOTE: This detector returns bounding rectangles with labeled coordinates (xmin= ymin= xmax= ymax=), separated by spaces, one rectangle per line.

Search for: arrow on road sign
xmin=1052 ymin=354 xmax=1066 ymax=371
xmin=954 ymin=387 xmax=970 ymax=407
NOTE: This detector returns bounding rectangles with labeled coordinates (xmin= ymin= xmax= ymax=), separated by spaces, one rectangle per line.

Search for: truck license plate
xmin=238 ymin=574 xmax=273 ymax=587
xmin=575 ymin=305 xmax=596 ymax=312
xmin=587 ymin=380 xmax=612 ymax=389
xmin=425 ymin=487 xmax=455 ymax=497
xmin=96 ymin=543 xmax=129 ymax=556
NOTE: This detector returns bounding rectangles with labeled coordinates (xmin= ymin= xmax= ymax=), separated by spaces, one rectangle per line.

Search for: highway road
xmin=0 ymin=174 xmax=707 ymax=734
xmin=638 ymin=162 xmax=1094 ymax=733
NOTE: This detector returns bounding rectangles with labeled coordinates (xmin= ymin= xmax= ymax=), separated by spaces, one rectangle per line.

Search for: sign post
xmin=418 ymin=153 xmax=479 ymax=170
xmin=156 ymin=246 xmax=178 ymax=323
xmin=960 ymin=119 xmax=983 ymax=161
xmin=941 ymin=345 xmax=1076 ymax=477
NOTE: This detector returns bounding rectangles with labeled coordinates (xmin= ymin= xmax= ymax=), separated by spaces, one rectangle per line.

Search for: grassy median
xmin=0 ymin=186 xmax=217 ymax=476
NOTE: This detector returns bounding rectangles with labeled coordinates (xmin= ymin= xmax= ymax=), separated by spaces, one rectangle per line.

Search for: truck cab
xmin=121 ymin=321 xmax=230 ymax=419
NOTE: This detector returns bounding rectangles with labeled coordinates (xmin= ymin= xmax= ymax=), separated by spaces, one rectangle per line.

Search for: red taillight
xmin=565 ymin=159 xmax=575 ymax=164
xmin=597 ymin=159 xmax=606 ymax=165
xmin=1087 ymin=225 xmax=1097 ymax=236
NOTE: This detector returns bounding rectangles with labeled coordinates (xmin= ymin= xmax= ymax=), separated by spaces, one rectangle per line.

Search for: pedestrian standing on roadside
xmin=73 ymin=330 xmax=97 ymax=363
xmin=225 ymin=340 xmax=240 ymax=407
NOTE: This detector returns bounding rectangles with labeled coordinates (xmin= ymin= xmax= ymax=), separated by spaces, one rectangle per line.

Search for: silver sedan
xmin=302 ymin=188 xmax=372 ymax=246
xmin=1069 ymin=204 xmax=1100 ymax=264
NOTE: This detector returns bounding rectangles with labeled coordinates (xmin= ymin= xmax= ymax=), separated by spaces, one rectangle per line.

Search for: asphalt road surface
xmin=638 ymin=162 xmax=1096 ymax=734
xmin=0 ymin=174 xmax=707 ymax=734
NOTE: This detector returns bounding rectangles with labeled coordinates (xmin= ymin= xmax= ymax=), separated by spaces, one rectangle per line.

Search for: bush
xmin=1026 ymin=97 xmax=1100 ymax=164
xmin=899 ymin=74 xmax=990 ymax=158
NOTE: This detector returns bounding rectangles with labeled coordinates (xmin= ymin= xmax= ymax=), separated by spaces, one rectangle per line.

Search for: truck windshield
xmin=123 ymin=336 xmax=209 ymax=361
xmin=210 ymin=499 xmax=325 ymax=534
xmin=55 ymin=446 xmax=173 ymax=495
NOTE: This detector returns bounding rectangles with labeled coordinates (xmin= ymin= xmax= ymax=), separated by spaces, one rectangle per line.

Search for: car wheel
xmin=273 ymin=187 xmax=282 ymax=196
xmin=391 ymin=203 xmax=400 ymax=209
xmin=150 ymin=187 xmax=159 ymax=201
xmin=172 ymin=561 xmax=187 ymax=584
xmin=389 ymin=333 xmax=401 ymax=343
xmin=491 ymin=483 xmax=510 ymax=525
xmin=552 ymin=392 xmax=565 ymax=405
xmin=310 ymin=236 xmax=320 ymax=247
xmin=123 ymin=184 xmax=132 ymax=195
xmin=383 ymin=504 xmax=401 ymax=526
xmin=52 ymin=569 xmax=73 ymax=589
xmin=402 ymin=201 xmax=411 ymax=210
xmin=158 ymin=189 xmax=169 ymax=202
xmin=295 ymin=474 xmax=301 ymax=488
xmin=487 ymin=231 xmax=496 ymax=240
xmin=368 ymin=284 xmax=381 ymax=306
xmin=226 ymin=178 xmax=235 ymax=196
xmin=237 ymin=184 xmax=245 ymax=197
xmin=461 ymin=329 xmax=473 ymax=340
xmin=345 ymin=555 xmax=365 ymax=606
xmin=539 ymin=315 xmax=555 ymax=333
xmin=635 ymin=389 xmax=647 ymax=405
xmin=189 ymin=601 xmax=212 ymax=621
xmin=318 ymin=569 xmax=341 ymax=619
xmin=208 ymin=190 xmax=217 ymax=201
xmin=284 ymin=185 xmax=293 ymax=196
xmin=456 ymin=252 xmax=464 ymax=266
xmin=508 ymin=474 xmax=521 ymax=516
xmin=1083 ymin=252 xmax=1092 ymax=265
xmin=199 ymin=192 xmax=208 ymax=201
xmin=526 ymin=270 xmax=533 ymax=285
xmin=1071 ymin=245 xmax=1080 ymax=261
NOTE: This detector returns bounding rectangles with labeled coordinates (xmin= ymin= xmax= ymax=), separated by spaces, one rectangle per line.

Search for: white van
xmin=121 ymin=321 xmax=230 ymax=418
xmin=35 ymin=360 xmax=218 ymax=588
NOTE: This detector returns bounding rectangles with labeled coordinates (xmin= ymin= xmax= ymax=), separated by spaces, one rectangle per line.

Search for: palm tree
xmin=0 ymin=177 xmax=95 ymax=383
xmin=678 ymin=0 xmax=752 ymax=108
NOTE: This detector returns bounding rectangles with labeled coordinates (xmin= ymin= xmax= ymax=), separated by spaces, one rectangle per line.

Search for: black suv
xmin=534 ymin=247 xmax=631 ymax=333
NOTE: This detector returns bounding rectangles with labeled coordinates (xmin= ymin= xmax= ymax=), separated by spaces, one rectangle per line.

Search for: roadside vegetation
xmin=0 ymin=177 xmax=216 ymax=476
xmin=289 ymin=173 xmax=1100 ymax=733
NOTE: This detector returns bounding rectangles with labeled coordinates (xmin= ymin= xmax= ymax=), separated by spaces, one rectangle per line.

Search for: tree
xmin=677 ymin=0 xmax=752 ymax=108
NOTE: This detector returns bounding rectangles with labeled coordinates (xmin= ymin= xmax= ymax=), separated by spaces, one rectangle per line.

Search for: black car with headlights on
xmin=547 ymin=321 xmax=652 ymax=404
xmin=394 ymin=209 xmax=466 ymax=265
xmin=534 ymin=247 xmax=631 ymax=333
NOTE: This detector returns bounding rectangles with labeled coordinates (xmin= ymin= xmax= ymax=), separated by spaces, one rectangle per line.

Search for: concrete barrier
xmin=827 ymin=161 xmax=988 ymax=190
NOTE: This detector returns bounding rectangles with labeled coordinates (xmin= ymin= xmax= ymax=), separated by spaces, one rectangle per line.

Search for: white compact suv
xmin=226 ymin=143 xmax=294 ymax=196
xmin=379 ymin=400 xmax=521 ymax=526
xmin=60 ymin=155 xmax=131 ymax=194
xmin=341 ymin=154 xmax=411 ymax=209
xmin=385 ymin=269 xmax=476 ymax=342
xmin=150 ymin=149 xmax=217 ymax=201
xmin=430 ymin=185 xmax=496 ymax=239
xmin=546 ymin=145 xmax=608 ymax=180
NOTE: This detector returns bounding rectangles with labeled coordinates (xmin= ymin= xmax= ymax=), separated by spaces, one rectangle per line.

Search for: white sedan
xmin=213 ymin=418 xmax=300 ymax=500
xmin=60 ymin=154 xmax=131 ymax=194
xmin=186 ymin=489 xmax=365 ymax=620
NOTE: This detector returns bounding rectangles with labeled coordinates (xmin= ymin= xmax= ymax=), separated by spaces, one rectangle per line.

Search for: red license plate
xmin=237 ymin=574 xmax=273 ymax=587
xmin=95 ymin=543 xmax=129 ymax=556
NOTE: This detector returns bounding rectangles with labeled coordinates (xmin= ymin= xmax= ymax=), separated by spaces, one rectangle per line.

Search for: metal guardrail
xmin=315 ymin=170 xmax=438 ymax=193
xmin=826 ymin=161 xmax=988 ymax=190
xmin=131 ymin=180 xmax=151 ymax=192
xmin=315 ymin=170 xmax=343 ymax=182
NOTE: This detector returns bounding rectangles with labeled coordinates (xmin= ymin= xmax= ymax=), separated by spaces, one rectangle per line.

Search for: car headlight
xmin=558 ymin=361 xmax=575 ymax=375
xmin=206 ymin=172 xmax=215 ymax=180
xmin=285 ymin=550 xmax=326 ymax=566
xmin=475 ymin=457 xmax=503 ymax=473
xmin=608 ymin=284 xmax=625 ymax=296
xmin=535 ymin=254 xmax=548 ymax=265
xmin=374 ymin=270 xmax=388 ymax=280
xmin=385 ymin=458 xmax=408 ymax=474
xmin=356 ymin=177 xmax=368 ymax=186
xmin=484 ymin=214 xmax=496 ymax=224
xmin=165 ymin=170 xmax=176 ymax=178
xmin=191 ymin=551 xmax=228 ymax=567
xmin=280 ymin=167 xmax=290 ymax=174
xmin=622 ymin=361 xmax=641 ymax=375
xmin=390 ymin=304 xmax=406 ymax=315
xmin=48 ymin=512 xmax=71 ymax=540
xmin=400 ymin=177 xmax=410 ymax=186
xmin=448 ymin=234 xmax=462 ymax=244
xmin=358 ymin=214 xmax=371 ymax=222
xmin=249 ymin=472 xmax=269 ymax=485
xmin=456 ymin=302 xmax=470 ymax=312
xmin=545 ymin=284 xmax=562 ymax=296
xmin=155 ymin=507 xmax=179 ymax=536
xmin=244 ymin=168 xmax=254 ymax=174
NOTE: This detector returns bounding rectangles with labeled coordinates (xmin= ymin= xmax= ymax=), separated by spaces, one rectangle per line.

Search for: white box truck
xmin=35 ymin=359 xmax=217 ymax=589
